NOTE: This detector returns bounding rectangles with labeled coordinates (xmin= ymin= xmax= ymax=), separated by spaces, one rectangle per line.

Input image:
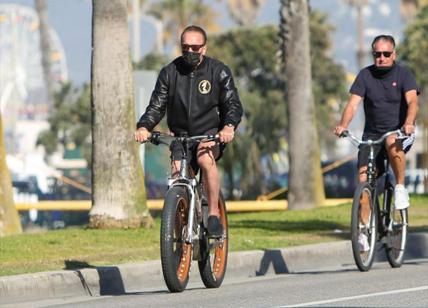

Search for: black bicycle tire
xmin=351 ymin=182 xmax=378 ymax=272
xmin=160 ymin=186 xmax=192 ymax=292
xmin=198 ymin=193 xmax=228 ymax=288
xmin=386 ymin=207 xmax=408 ymax=268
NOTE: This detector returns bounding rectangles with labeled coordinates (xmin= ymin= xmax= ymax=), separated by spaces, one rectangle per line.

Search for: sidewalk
xmin=1 ymin=233 xmax=427 ymax=305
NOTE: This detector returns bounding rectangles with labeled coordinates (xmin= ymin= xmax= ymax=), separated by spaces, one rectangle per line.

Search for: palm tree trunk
xmin=0 ymin=115 xmax=22 ymax=236
xmin=35 ymin=0 xmax=54 ymax=110
xmin=280 ymin=0 xmax=325 ymax=209
xmin=90 ymin=0 xmax=153 ymax=228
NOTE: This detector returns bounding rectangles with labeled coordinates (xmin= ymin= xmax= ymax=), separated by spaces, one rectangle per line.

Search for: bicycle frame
xmin=342 ymin=129 xmax=409 ymax=270
xmin=151 ymin=133 xmax=218 ymax=244
xmin=342 ymin=129 xmax=405 ymax=234
xmin=344 ymin=130 xmax=401 ymax=186
xmin=147 ymin=132 xmax=228 ymax=291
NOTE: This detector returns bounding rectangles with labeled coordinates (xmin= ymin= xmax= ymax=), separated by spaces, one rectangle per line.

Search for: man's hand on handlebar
xmin=219 ymin=125 xmax=235 ymax=143
xmin=402 ymin=123 xmax=415 ymax=135
xmin=334 ymin=125 xmax=347 ymax=137
xmin=134 ymin=127 xmax=151 ymax=143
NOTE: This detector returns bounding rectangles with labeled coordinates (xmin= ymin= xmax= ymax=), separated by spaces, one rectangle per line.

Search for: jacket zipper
xmin=188 ymin=72 xmax=194 ymax=132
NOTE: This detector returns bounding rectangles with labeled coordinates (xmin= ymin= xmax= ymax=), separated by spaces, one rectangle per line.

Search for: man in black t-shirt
xmin=334 ymin=35 xmax=419 ymax=251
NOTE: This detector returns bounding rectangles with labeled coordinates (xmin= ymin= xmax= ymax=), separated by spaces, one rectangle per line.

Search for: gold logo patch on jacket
xmin=198 ymin=80 xmax=211 ymax=94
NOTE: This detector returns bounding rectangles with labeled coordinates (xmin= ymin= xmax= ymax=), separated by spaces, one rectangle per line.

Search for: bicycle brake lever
xmin=397 ymin=129 xmax=408 ymax=139
xmin=340 ymin=130 xmax=349 ymax=138
xmin=150 ymin=131 xmax=161 ymax=145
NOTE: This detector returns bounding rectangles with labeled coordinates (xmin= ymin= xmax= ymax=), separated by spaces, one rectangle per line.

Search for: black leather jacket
xmin=137 ymin=56 xmax=243 ymax=136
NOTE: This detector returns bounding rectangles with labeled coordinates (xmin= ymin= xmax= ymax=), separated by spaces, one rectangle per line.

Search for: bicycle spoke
xmin=385 ymin=207 xmax=408 ymax=267
xmin=351 ymin=183 xmax=377 ymax=271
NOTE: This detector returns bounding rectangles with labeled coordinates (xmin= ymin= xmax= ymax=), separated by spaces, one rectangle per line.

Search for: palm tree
xmin=279 ymin=0 xmax=325 ymax=209
xmin=35 ymin=0 xmax=54 ymax=111
xmin=148 ymin=0 xmax=220 ymax=55
xmin=400 ymin=2 xmax=428 ymax=192
xmin=400 ymin=0 xmax=428 ymax=22
xmin=90 ymin=0 xmax=153 ymax=228
xmin=345 ymin=0 xmax=369 ymax=69
xmin=226 ymin=0 xmax=265 ymax=26
xmin=0 ymin=115 xmax=22 ymax=236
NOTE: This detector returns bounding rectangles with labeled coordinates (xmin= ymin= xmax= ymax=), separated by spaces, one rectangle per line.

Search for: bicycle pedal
xmin=207 ymin=234 xmax=223 ymax=240
xmin=208 ymin=237 xmax=224 ymax=249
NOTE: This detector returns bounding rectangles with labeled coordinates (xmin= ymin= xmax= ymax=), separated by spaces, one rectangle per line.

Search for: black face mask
xmin=371 ymin=63 xmax=395 ymax=79
xmin=182 ymin=51 xmax=201 ymax=67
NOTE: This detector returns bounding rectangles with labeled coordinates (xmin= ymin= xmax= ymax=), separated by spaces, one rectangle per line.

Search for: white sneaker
xmin=394 ymin=184 xmax=410 ymax=210
xmin=358 ymin=233 xmax=370 ymax=252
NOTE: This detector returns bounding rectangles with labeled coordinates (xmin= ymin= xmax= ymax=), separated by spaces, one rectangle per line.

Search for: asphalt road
xmin=13 ymin=258 xmax=428 ymax=308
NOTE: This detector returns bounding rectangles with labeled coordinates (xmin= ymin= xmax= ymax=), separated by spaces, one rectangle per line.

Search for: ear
xmin=201 ymin=45 xmax=207 ymax=56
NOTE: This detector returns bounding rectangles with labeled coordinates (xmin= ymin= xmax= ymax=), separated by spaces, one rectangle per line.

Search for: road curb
xmin=1 ymin=232 xmax=427 ymax=305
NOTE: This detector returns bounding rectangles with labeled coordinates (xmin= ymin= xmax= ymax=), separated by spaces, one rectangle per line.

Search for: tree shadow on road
xmin=64 ymin=260 xmax=95 ymax=270
xmin=64 ymin=260 xmax=127 ymax=296
xmin=255 ymin=249 xmax=289 ymax=276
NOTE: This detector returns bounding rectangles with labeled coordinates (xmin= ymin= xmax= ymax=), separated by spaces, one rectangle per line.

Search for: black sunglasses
xmin=372 ymin=51 xmax=393 ymax=58
xmin=181 ymin=44 xmax=205 ymax=52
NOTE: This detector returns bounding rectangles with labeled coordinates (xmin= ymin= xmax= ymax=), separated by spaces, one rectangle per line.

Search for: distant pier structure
xmin=0 ymin=4 xmax=68 ymax=153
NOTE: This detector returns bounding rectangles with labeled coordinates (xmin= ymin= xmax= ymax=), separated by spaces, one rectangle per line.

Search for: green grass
xmin=0 ymin=195 xmax=426 ymax=277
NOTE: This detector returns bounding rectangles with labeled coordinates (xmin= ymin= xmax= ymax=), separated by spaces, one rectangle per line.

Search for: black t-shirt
xmin=350 ymin=63 xmax=419 ymax=134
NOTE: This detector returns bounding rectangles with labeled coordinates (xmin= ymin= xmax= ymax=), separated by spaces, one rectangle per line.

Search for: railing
xmin=257 ymin=154 xmax=356 ymax=201
xmin=15 ymin=198 xmax=352 ymax=212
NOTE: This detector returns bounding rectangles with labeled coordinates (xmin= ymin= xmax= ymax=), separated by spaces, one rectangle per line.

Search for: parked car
xmin=322 ymin=159 xmax=359 ymax=198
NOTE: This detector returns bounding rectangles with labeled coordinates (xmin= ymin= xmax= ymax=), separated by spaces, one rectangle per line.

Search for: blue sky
xmin=1 ymin=0 xmax=404 ymax=85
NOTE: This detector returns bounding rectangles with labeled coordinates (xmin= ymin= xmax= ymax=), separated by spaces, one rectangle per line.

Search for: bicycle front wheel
xmin=160 ymin=186 xmax=192 ymax=292
xmin=198 ymin=193 xmax=228 ymax=288
xmin=351 ymin=182 xmax=378 ymax=272
xmin=385 ymin=190 xmax=408 ymax=268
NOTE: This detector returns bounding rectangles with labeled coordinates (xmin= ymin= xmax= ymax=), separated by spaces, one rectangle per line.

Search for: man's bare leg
xmin=358 ymin=166 xmax=371 ymax=225
xmin=385 ymin=135 xmax=405 ymax=185
xmin=385 ymin=135 xmax=409 ymax=209
xmin=197 ymin=141 xmax=220 ymax=217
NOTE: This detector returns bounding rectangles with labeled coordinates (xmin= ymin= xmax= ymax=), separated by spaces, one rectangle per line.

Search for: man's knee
xmin=197 ymin=152 xmax=216 ymax=169
xmin=197 ymin=143 xmax=218 ymax=169
xmin=359 ymin=166 xmax=367 ymax=182
xmin=385 ymin=135 xmax=403 ymax=153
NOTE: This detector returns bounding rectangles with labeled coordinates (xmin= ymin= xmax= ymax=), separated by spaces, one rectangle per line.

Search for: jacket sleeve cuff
xmin=136 ymin=122 xmax=150 ymax=130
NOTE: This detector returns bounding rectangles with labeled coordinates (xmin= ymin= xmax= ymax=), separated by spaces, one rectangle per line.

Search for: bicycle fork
xmin=172 ymin=156 xmax=200 ymax=245
xmin=185 ymin=179 xmax=199 ymax=244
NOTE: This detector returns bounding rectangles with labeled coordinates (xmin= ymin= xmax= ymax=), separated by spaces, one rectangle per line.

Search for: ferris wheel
xmin=0 ymin=3 xmax=68 ymax=121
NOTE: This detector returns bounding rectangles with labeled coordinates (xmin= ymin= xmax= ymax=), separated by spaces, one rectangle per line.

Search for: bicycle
xmin=341 ymin=129 xmax=408 ymax=271
xmin=145 ymin=131 xmax=228 ymax=292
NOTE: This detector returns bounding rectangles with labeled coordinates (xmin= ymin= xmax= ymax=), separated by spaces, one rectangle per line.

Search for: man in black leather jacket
xmin=135 ymin=25 xmax=243 ymax=236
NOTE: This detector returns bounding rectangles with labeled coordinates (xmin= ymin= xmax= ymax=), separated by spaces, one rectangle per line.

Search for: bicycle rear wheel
xmin=385 ymin=187 xmax=408 ymax=267
xmin=198 ymin=193 xmax=228 ymax=288
xmin=351 ymin=182 xmax=378 ymax=272
xmin=160 ymin=186 xmax=192 ymax=292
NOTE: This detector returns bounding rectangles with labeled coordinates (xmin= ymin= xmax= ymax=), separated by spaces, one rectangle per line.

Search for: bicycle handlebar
xmin=147 ymin=131 xmax=219 ymax=146
xmin=340 ymin=129 xmax=406 ymax=147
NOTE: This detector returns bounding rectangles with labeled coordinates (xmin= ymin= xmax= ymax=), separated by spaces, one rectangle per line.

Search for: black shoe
xmin=207 ymin=216 xmax=223 ymax=237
